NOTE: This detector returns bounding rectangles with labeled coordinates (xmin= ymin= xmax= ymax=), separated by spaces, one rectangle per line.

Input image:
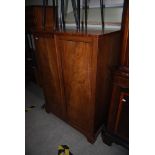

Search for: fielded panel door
xmin=55 ymin=37 xmax=94 ymax=132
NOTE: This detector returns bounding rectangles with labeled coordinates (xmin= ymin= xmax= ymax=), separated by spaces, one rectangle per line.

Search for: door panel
xmin=115 ymin=92 xmax=129 ymax=140
xmin=59 ymin=39 xmax=92 ymax=131
xmin=34 ymin=35 xmax=65 ymax=117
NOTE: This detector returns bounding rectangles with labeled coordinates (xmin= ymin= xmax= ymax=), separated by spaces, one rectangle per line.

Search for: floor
xmin=25 ymin=82 xmax=129 ymax=155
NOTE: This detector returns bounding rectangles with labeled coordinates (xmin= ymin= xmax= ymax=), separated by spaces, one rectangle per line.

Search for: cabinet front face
xmin=34 ymin=35 xmax=65 ymax=117
xmin=56 ymin=36 xmax=93 ymax=132
xmin=115 ymin=92 xmax=129 ymax=140
xmin=108 ymin=86 xmax=129 ymax=141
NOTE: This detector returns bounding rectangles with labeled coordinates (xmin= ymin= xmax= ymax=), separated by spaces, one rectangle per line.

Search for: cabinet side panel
xmin=95 ymin=32 xmax=121 ymax=132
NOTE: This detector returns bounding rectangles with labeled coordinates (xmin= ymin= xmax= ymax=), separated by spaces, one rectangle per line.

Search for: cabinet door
xmin=34 ymin=35 xmax=65 ymax=118
xmin=55 ymin=37 xmax=93 ymax=132
xmin=108 ymin=87 xmax=129 ymax=141
xmin=115 ymin=92 xmax=129 ymax=140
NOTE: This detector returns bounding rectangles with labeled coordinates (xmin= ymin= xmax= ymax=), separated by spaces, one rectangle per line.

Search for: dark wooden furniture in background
xmin=101 ymin=0 xmax=129 ymax=148
xmin=26 ymin=6 xmax=55 ymax=32
xmin=25 ymin=6 xmax=55 ymax=86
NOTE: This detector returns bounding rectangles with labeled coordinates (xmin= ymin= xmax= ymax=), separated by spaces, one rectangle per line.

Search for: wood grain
xmin=55 ymin=36 xmax=92 ymax=132
xmin=34 ymin=34 xmax=66 ymax=118
xmin=54 ymin=31 xmax=121 ymax=142
xmin=102 ymin=0 xmax=129 ymax=147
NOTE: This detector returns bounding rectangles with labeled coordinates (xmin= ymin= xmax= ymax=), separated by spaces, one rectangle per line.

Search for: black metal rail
xmin=85 ymin=0 xmax=88 ymax=31
xmin=71 ymin=0 xmax=78 ymax=29
xmin=61 ymin=0 xmax=65 ymax=30
xmin=100 ymin=0 xmax=105 ymax=31
xmin=77 ymin=0 xmax=80 ymax=31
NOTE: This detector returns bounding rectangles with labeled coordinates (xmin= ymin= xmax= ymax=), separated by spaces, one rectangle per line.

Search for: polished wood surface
xmin=115 ymin=92 xmax=129 ymax=140
xmin=56 ymin=37 xmax=93 ymax=132
xmin=55 ymin=29 xmax=120 ymax=36
xmin=53 ymin=31 xmax=121 ymax=142
xmin=120 ymin=0 xmax=129 ymax=68
xmin=28 ymin=4 xmax=122 ymax=143
xmin=102 ymin=74 xmax=129 ymax=148
xmin=102 ymin=0 xmax=129 ymax=148
xmin=107 ymin=77 xmax=129 ymax=136
xmin=94 ymin=32 xmax=121 ymax=133
xmin=33 ymin=34 xmax=66 ymax=118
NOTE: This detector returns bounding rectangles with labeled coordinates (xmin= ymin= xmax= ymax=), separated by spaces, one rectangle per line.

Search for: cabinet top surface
xmin=54 ymin=29 xmax=120 ymax=37
xmin=31 ymin=28 xmax=120 ymax=37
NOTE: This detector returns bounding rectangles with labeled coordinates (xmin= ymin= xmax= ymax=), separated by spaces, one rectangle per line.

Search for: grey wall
xmin=26 ymin=0 xmax=124 ymax=30
xmin=26 ymin=0 xmax=124 ymax=7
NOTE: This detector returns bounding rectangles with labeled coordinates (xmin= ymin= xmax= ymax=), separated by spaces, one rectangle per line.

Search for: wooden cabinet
xmin=102 ymin=72 xmax=129 ymax=147
xmin=33 ymin=30 xmax=121 ymax=143
xmin=102 ymin=0 xmax=129 ymax=148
